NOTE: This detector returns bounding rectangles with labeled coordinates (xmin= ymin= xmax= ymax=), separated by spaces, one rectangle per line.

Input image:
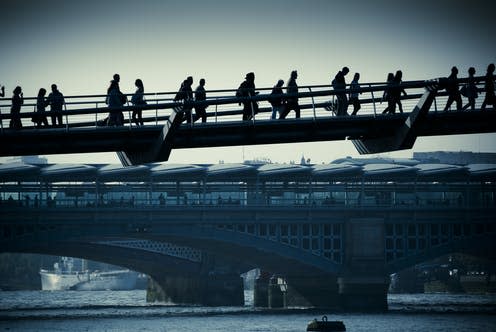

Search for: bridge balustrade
xmin=0 ymin=78 xmax=487 ymax=132
xmin=1 ymin=179 xmax=493 ymax=209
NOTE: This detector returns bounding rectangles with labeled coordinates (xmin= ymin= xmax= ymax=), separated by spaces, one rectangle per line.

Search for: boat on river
xmin=39 ymin=257 xmax=138 ymax=291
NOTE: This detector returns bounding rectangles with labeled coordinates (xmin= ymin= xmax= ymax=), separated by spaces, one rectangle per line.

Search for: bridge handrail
xmin=0 ymin=76 xmax=490 ymax=129
xmin=0 ymin=76 xmax=485 ymax=101
xmin=0 ymin=76 xmax=483 ymax=105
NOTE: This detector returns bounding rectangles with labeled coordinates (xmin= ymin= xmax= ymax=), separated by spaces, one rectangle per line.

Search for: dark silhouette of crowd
xmin=4 ymin=63 xmax=495 ymax=131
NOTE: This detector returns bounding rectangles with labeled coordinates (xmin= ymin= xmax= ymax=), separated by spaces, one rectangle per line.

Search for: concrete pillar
xmin=253 ymin=271 xmax=270 ymax=307
xmin=285 ymin=275 xmax=338 ymax=308
xmin=204 ymin=274 xmax=244 ymax=306
xmin=147 ymin=273 xmax=244 ymax=306
xmin=340 ymin=218 xmax=389 ymax=312
xmin=338 ymin=276 xmax=389 ymax=312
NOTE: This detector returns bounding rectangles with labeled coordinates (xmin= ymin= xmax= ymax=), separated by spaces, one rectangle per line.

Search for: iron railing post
xmin=155 ymin=99 xmax=158 ymax=125
xmin=94 ymin=103 xmax=98 ymax=128
xmin=127 ymin=99 xmax=132 ymax=129
xmin=215 ymin=98 xmax=218 ymax=123
xmin=251 ymin=98 xmax=255 ymax=125
xmin=370 ymin=84 xmax=377 ymax=117
xmin=309 ymin=87 xmax=316 ymax=120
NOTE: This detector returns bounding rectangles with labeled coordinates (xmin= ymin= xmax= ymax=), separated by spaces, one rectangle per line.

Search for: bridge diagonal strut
xmin=117 ymin=106 xmax=184 ymax=166
xmin=352 ymin=80 xmax=439 ymax=154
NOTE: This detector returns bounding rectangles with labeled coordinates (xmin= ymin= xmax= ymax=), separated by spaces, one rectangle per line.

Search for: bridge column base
xmin=253 ymin=272 xmax=270 ymax=307
xmin=147 ymin=274 xmax=244 ymax=306
xmin=285 ymin=276 xmax=338 ymax=308
xmin=338 ymin=276 xmax=389 ymax=312
xmin=204 ymin=274 xmax=244 ymax=306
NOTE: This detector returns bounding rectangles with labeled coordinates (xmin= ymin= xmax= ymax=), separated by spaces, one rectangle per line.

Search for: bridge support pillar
xmin=339 ymin=218 xmax=389 ymax=311
xmin=338 ymin=276 xmax=389 ymax=312
xmin=285 ymin=276 xmax=339 ymax=308
xmin=147 ymin=273 xmax=244 ymax=306
xmin=253 ymin=271 xmax=270 ymax=307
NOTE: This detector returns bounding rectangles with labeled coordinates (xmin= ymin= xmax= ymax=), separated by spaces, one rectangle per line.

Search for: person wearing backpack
xmin=332 ymin=67 xmax=350 ymax=116
xmin=47 ymin=84 xmax=65 ymax=127
xmin=236 ymin=72 xmax=258 ymax=121
xmin=174 ymin=76 xmax=194 ymax=123
xmin=106 ymin=74 xmax=127 ymax=126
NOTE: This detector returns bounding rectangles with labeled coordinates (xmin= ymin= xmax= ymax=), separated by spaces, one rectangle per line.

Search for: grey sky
xmin=1 ymin=0 xmax=495 ymax=164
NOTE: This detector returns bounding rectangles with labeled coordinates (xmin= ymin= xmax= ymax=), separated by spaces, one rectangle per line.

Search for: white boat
xmin=40 ymin=257 xmax=138 ymax=291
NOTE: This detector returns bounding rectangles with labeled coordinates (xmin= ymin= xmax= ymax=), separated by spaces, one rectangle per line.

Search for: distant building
xmin=413 ymin=151 xmax=496 ymax=165
xmin=8 ymin=155 xmax=48 ymax=164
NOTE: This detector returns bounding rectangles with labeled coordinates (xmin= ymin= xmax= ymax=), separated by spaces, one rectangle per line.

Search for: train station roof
xmin=40 ymin=164 xmax=98 ymax=182
xmin=0 ymin=160 xmax=495 ymax=183
xmin=98 ymin=164 xmax=150 ymax=182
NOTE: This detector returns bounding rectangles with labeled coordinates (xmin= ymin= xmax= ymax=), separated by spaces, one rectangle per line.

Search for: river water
xmin=1 ymin=290 xmax=495 ymax=331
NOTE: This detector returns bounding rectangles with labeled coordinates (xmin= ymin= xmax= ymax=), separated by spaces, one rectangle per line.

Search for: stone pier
xmin=285 ymin=275 xmax=339 ymax=308
xmin=339 ymin=218 xmax=389 ymax=312
xmin=147 ymin=273 xmax=244 ymax=306
xmin=253 ymin=271 xmax=270 ymax=307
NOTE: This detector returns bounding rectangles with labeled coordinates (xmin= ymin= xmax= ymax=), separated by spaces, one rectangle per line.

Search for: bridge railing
xmin=0 ymin=195 xmax=491 ymax=210
xmin=0 ymin=77 xmax=489 ymax=132
xmin=1 ymin=184 xmax=493 ymax=209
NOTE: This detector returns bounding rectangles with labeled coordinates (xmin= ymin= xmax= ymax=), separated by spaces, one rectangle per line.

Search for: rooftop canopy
xmin=0 ymin=160 xmax=494 ymax=183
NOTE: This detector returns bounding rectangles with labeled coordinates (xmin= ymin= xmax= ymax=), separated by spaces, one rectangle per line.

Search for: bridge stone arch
xmin=5 ymin=237 xmax=253 ymax=306
xmin=2 ymin=205 xmax=496 ymax=310
xmin=146 ymin=222 xmax=345 ymax=277
xmin=385 ymin=222 xmax=496 ymax=273
xmin=7 ymin=239 xmax=204 ymax=278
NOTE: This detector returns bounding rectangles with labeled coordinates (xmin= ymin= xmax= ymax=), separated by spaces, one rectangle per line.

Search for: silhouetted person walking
xmin=481 ymin=63 xmax=495 ymax=110
xmin=47 ymin=84 xmax=65 ymax=127
xmin=280 ymin=70 xmax=300 ymax=119
xmin=462 ymin=67 xmax=478 ymax=111
xmin=332 ymin=67 xmax=349 ymax=116
xmin=443 ymin=66 xmax=462 ymax=111
xmin=349 ymin=73 xmax=362 ymax=115
xmin=381 ymin=73 xmax=395 ymax=114
xmin=269 ymin=79 xmax=285 ymax=119
xmin=106 ymin=75 xmax=126 ymax=126
xmin=34 ymin=88 xmax=49 ymax=128
xmin=10 ymin=86 xmax=23 ymax=130
xmin=194 ymin=78 xmax=207 ymax=123
xmin=236 ymin=72 xmax=259 ymax=121
xmin=174 ymin=76 xmax=194 ymax=123
xmin=390 ymin=70 xmax=407 ymax=114
xmin=131 ymin=79 xmax=146 ymax=126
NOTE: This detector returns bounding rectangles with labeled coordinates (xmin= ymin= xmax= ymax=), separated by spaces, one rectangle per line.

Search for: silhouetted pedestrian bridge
xmin=1 ymin=77 xmax=495 ymax=165
xmin=1 ymin=159 xmax=495 ymax=310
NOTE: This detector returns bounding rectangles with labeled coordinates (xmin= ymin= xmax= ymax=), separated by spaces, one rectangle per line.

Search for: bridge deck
xmin=1 ymin=110 xmax=495 ymax=157
xmin=1 ymin=77 xmax=495 ymax=162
